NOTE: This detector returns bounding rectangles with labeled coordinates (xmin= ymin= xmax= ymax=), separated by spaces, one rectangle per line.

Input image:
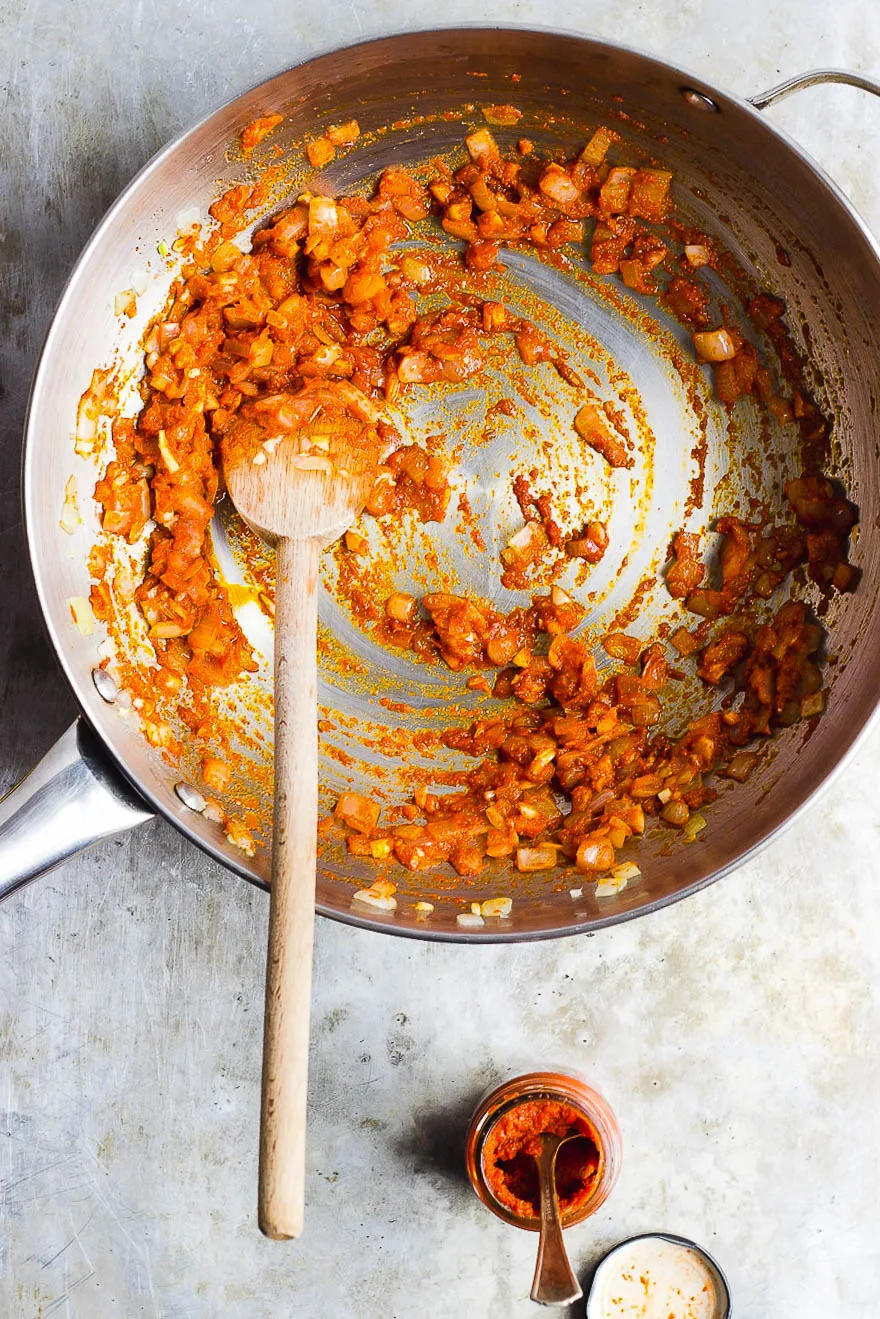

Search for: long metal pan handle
xmin=749 ymin=68 xmax=880 ymax=112
xmin=0 ymin=718 xmax=154 ymax=904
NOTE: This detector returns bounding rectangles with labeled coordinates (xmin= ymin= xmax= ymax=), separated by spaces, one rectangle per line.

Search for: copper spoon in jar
xmin=530 ymin=1132 xmax=584 ymax=1306
xmin=223 ymin=415 xmax=378 ymax=1240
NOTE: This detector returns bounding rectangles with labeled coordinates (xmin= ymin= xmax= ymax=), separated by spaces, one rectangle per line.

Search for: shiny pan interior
xmin=24 ymin=28 xmax=880 ymax=938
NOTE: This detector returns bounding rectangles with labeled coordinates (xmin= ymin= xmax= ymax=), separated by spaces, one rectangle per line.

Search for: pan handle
xmin=0 ymin=718 xmax=154 ymax=904
xmin=749 ymin=68 xmax=880 ymax=112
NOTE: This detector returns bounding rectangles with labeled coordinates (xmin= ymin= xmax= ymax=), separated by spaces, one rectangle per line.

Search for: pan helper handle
xmin=0 ymin=718 xmax=154 ymax=903
xmin=749 ymin=68 xmax=880 ymax=111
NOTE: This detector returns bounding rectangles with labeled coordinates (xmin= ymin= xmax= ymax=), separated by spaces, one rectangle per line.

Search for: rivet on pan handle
xmin=749 ymin=67 xmax=880 ymax=112
xmin=0 ymin=718 xmax=154 ymax=903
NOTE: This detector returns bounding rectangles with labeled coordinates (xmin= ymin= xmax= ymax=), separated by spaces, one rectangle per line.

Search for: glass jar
xmin=465 ymin=1070 xmax=622 ymax=1230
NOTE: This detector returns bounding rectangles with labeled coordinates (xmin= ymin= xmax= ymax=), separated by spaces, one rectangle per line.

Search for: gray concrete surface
xmin=2 ymin=2 xmax=880 ymax=1316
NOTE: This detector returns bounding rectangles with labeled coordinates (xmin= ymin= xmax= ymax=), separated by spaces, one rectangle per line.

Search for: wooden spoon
xmin=224 ymin=416 xmax=378 ymax=1239
xmin=530 ymin=1132 xmax=584 ymax=1306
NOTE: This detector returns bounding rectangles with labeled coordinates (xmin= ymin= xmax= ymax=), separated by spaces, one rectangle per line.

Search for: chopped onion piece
xmin=724 ymin=751 xmax=758 ymax=781
xmin=501 ymin=520 xmax=548 ymax=566
xmin=573 ymin=403 xmax=632 ymax=467
xmin=68 ymin=596 xmax=95 ymax=636
xmin=580 ymin=126 xmax=616 ymax=167
xmin=335 ymin=792 xmax=380 ymax=834
xmin=399 ymin=254 xmax=432 ymax=285
xmin=326 ymin=119 xmax=360 ymax=146
xmin=345 ymin=530 xmax=369 ymax=554
xmin=539 ymin=164 xmax=583 ymax=208
xmin=569 ymin=887 xmax=583 ymax=899
xmin=516 ymin=844 xmax=558 ymax=872
xmin=144 ymin=718 xmax=173 ymax=748
xmin=481 ymin=896 xmax=513 ymax=918
xmin=201 ymin=757 xmax=231 ymax=792
xmin=528 ymin=746 xmax=556 ymax=773
xmin=610 ymin=861 xmax=641 ymax=882
xmin=158 ymin=429 xmax=179 ymax=473
xmin=576 ymin=837 xmax=615 ymax=871
xmin=114 ymin=289 xmax=137 ymax=317
xmin=225 ymin=818 xmax=255 ymax=856
xmin=308 ymin=195 xmax=339 ymax=237
xmin=414 ymin=901 xmax=434 ymax=917
xmin=352 ymin=886 xmax=397 ymax=912
xmin=385 ymin=592 xmax=417 ymax=622
xmin=59 ymin=476 xmax=82 ymax=534
xmin=801 ymin=691 xmax=825 ymax=718
xmin=465 ymin=128 xmax=499 ymax=167
xmin=456 ymin=911 xmax=485 ymax=928
xmin=684 ymin=244 xmax=711 ymax=268
xmin=683 ymin=812 xmax=707 ymax=840
xmin=692 ymin=328 xmax=738 ymax=362
xmin=307 ymin=136 xmax=335 ymax=168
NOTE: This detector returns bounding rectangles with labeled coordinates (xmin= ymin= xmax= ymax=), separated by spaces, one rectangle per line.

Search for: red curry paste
xmin=482 ymin=1099 xmax=600 ymax=1219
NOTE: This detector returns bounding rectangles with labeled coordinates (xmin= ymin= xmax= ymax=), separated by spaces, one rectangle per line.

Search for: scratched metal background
xmin=2 ymin=2 xmax=880 ymax=1316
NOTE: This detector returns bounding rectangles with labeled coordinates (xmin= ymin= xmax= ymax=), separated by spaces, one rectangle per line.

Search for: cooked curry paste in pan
xmin=84 ymin=113 xmax=857 ymax=889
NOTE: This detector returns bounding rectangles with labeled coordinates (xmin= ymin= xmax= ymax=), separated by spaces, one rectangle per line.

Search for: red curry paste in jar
xmin=465 ymin=1071 xmax=622 ymax=1229
xmin=482 ymin=1098 xmax=600 ymax=1218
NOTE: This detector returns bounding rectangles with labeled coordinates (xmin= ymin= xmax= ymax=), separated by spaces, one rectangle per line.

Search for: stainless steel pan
xmin=4 ymin=29 xmax=880 ymax=940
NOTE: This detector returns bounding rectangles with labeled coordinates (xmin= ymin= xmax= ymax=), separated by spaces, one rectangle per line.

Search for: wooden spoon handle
xmin=258 ymin=534 xmax=320 ymax=1240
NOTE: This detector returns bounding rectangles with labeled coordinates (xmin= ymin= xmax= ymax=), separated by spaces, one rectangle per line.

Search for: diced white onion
xmin=692 ymin=328 xmax=738 ymax=362
xmin=684 ymin=244 xmax=711 ymax=268
xmin=610 ymin=862 xmax=641 ymax=882
xmin=59 ymin=477 xmax=82 ymax=534
xmin=683 ymin=812 xmax=707 ymax=840
xmin=352 ymin=889 xmax=398 ymax=912
xmin=68 ymin=596 xmax=95 ymax=636
xmin=158 ymin=429 xmax=180 ymax=473
xmin=480 ymin=897 xmax=512 ymax=918
xmin=596 ymin=872 xmax=629 ymax=897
